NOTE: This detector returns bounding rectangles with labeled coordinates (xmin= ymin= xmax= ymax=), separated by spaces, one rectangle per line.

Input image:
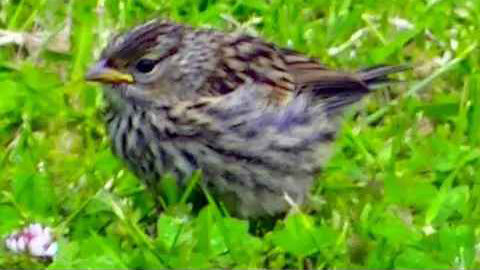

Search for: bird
xmin=85 ymin=19 xmax=406 ymax=217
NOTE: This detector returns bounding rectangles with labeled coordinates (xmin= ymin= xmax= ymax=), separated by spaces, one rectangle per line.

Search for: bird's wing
xmin=205 ymin=34 xmax=404 ymax=110
xmin=205 ymin=34 xmax=297 ymax=105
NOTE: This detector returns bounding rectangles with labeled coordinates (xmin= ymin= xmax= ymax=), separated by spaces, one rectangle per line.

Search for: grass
xmin=1 ymin=0 xmax=479 ymax=268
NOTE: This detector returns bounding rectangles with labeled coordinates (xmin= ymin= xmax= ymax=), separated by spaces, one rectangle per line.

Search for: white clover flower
xmin=4 ymin=223 xmax=58 ymax=259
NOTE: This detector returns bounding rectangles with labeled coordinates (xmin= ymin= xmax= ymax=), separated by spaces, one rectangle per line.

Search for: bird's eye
xmin=135 ymin=59 xmax=157 ymax=73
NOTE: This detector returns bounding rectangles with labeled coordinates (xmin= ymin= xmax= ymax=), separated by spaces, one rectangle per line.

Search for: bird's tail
xmin=323 ymin=64 xmax=409 ymax=116
xmin=357 ymin=64 xmax=410 ymax=90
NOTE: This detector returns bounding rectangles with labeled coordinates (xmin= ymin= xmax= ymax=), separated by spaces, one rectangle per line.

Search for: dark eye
xmin=135 ymin=59 xmax=157 ymax=73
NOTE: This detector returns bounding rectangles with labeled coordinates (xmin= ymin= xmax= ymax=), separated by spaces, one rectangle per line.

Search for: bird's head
xmin=85 ymin=19 xmax=185 ymax=108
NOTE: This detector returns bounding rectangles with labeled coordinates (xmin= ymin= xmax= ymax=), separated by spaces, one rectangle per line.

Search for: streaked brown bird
xmin=86 ymin=19 xmax=406 ymax=217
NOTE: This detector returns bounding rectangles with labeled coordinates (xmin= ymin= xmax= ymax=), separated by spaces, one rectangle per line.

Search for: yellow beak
xmin=85 ymin=60 xmax=134 ymax=84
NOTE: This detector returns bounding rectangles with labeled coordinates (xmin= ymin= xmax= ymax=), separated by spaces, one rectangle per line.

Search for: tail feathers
xmin=323 ymin=64 xmax=409 ymax=116
xmin=357 ymin=64 xmax=410 ymax=89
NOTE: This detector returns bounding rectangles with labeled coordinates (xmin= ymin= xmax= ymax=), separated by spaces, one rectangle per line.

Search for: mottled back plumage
xmin=86 ymin=19 xmax=406 ymax=217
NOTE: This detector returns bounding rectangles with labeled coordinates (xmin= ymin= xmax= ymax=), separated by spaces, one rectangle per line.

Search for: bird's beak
xmin=85 ymin=60 xmax=134 ymax=84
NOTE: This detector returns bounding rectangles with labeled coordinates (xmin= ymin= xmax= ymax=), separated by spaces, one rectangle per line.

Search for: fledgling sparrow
xmin=86 ymin=19 xmax=406 ymax=217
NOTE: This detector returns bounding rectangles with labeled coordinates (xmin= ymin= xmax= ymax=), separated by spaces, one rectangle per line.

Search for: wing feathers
xmin=208 ymin=34 xmax=406 ymax=110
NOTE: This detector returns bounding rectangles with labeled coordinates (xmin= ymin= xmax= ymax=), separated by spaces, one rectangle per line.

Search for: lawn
xmin=1 ymin=0 xmax=479 ymax=268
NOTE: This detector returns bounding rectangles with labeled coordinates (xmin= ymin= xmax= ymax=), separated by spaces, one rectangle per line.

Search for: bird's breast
xmin=105 ymin=106 xmax=199 ymax=184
